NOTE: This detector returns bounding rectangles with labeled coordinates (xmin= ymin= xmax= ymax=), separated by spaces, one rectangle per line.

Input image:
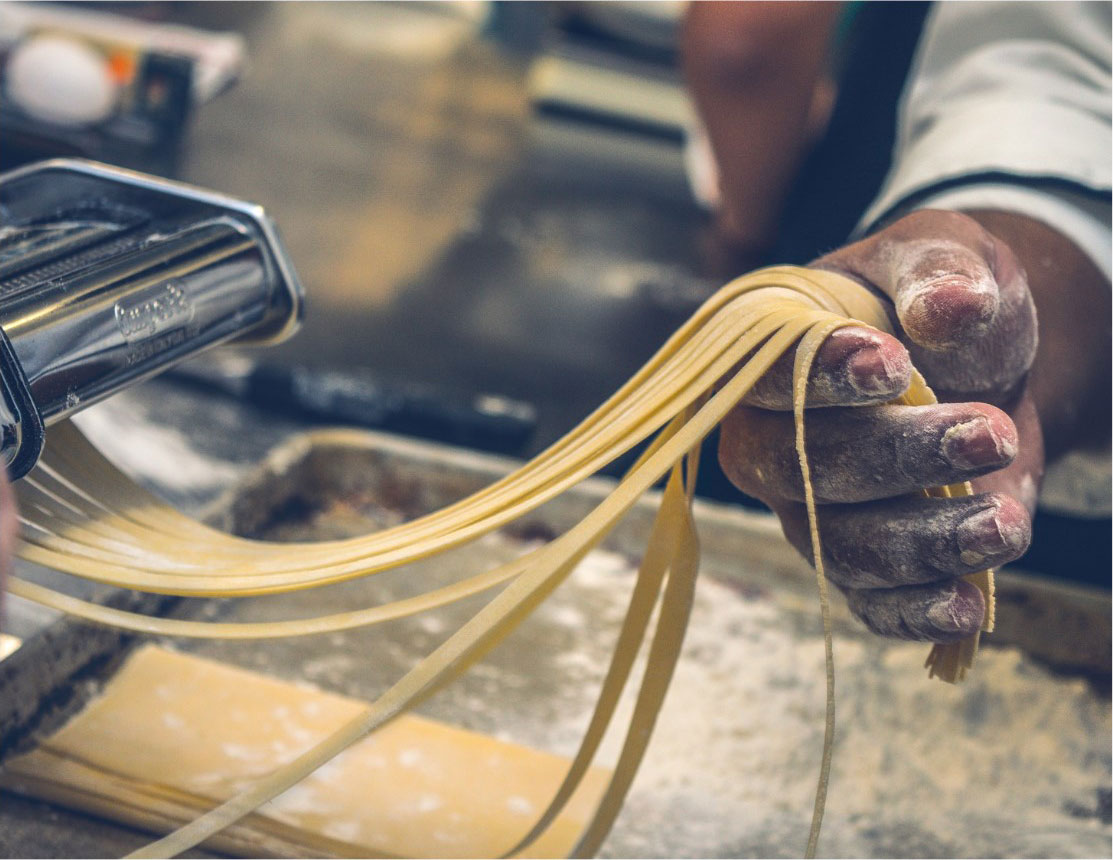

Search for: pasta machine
xmin=0 ymin=158 xmax=304 ymax=479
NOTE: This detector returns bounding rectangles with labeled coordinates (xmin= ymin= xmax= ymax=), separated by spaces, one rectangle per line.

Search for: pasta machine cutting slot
xmin=0 ymin=158 xmax=304 ymax=479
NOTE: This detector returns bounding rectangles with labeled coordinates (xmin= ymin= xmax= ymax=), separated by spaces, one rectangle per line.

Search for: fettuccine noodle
xmin=9 ymin=266 xmax=994 ymax=858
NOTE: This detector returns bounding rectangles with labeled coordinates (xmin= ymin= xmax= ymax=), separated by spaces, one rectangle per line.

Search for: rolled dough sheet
xmin=1 ymin=644 xmax=611 ymax=858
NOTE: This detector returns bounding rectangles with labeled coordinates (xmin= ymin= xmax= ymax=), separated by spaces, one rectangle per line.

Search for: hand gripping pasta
xmin=8 ymin=266 xmax=995 ymax=858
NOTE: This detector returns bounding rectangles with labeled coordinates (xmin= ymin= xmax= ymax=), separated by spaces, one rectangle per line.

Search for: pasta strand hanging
xmin=11 ymin=266 xmax=994 ymax=858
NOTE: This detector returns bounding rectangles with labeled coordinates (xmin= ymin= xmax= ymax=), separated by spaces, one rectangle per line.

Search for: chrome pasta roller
xmin=0 ymin=158 xmax=304 ymax=479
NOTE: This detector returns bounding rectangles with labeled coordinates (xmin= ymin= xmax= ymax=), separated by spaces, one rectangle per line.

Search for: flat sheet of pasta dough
xmin=1 ymin=644 xmax=611 ymax=858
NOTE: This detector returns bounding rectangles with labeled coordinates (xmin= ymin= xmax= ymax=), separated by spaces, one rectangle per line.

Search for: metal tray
xmin=2 ymin=427 xmax=1110 ymax=858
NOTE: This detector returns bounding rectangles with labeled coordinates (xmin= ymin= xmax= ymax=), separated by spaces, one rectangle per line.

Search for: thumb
xmin=814 ymin=210 xmax=1037 ymax=400
xmin=887 ymin=235 xmax=1000 ymax=350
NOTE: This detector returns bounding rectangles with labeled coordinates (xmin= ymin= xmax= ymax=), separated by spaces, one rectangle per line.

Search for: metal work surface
xmin=1 ymin=392 xmax=1109 ymax=858
xmin=196 ymin=432 xmax=1113 ymax=859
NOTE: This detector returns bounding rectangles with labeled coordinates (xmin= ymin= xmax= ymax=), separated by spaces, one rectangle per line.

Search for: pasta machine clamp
xmin=0 ymin=158 xmax=304 ymax=479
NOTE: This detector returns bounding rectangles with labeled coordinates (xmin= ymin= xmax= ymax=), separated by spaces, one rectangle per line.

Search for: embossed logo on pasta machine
xmin=115 ymin=280 xmax=196 ymax=344
xmin=0 ymin=159 xmax=305 ymax=479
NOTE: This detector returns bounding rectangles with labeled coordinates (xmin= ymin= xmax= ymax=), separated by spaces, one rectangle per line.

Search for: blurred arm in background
xmin=681 ymin=1 xmax=843 ymax=267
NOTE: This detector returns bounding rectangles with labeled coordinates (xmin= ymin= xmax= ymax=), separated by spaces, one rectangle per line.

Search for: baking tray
xmin=1 ymin=427 xmax=1110 ymax=858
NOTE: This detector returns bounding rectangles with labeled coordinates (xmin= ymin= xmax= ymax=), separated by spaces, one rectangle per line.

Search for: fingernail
xmin=846 ymin=344 xmax=903 ymax=396
xmin=901 ymin=278 xmax=996 ymax=347
xmin=925 ymin=582 xmax=984 ymax=638
xmin=957 ymin=507 xmax=1004 ymax=565
xmin=941 ymin=417 xmax=1016 ymax=470
xmin=957 ymin=503 xmax=1029 ymax=566
xmin=908 ymin=281 xmax=997 ymax=329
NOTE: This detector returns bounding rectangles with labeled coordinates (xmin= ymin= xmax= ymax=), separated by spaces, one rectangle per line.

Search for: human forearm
xmin=681 ymin=1 xmax=841 ymax=256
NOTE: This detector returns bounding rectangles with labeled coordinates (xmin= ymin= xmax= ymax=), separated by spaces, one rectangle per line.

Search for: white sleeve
xmin=912 ymin=183 xmax=1112 ymax=281
xmin=857 ymin=1 xmax=1112 ymax=276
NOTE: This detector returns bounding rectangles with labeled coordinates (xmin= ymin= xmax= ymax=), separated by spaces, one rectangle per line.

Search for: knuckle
xmin=718 ymin=407 xmax=802 ymax=501
xmin=716 ymin=416 xmax=767 ymax=497
xmin=896 ymin=209 xmax=989 ymax=247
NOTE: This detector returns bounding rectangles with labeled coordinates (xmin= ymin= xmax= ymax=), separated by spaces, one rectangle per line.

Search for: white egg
xmin=5 ymin=34 xmax=118 ymax=127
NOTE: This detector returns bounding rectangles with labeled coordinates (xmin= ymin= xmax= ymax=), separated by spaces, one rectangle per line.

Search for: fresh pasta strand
xmin=11 ymin=266 xmax=994 ymax=858
xmin=793 ymin=319 xmax=847 ymax=859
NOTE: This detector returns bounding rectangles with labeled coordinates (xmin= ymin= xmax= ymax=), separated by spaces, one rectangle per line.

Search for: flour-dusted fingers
xmin=742 ymin=325 xmax=912 ymax=410
xmin=771 ymin=493 xmax=1030 ymax=590
xmin=718 ymin=402 xmax=1019 ymax=504
xmin=814 ymin=209 xmax=1038 ymax=403
xmin=843 ymin=579 xmax=987 ymax=643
